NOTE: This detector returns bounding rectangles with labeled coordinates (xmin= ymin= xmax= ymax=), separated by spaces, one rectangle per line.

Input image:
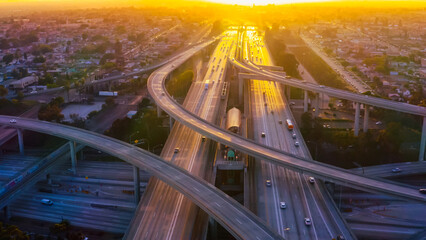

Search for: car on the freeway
xmin=266 ymin=180 xmax=272 ymax=187
xmin=278 ymin=120 xmax=283 ymax=124
xmin=9 ymin=119 xmax=17 ymax=123
xmin=261 ymin=132 xmax=266 ymax=138
xmin=309 ymin=177 xmax=315 ymax=184
xmin=375 ymin=121 xmax=382 ymax=125
xmin=174 ymin=148 xmax=180 ymax=153
xmin=280 ymin=202 xmax=287 ymax=209
xmin=337 ymin=235 xmax=345 ymax=240
xmin=294 ymin=141 xmax=300 ymax=147
xmin=391 ymin=168 xmax=402 ymax=173
xmin=292 ymin=133 xmax=297 ymax=139
xmin=304 ymin=218 xmax=312 ymax=226
xmin=41 ymin=199 xmax=53 ymax=206
xmin=419 ymin=189 xmax=426 ymax=194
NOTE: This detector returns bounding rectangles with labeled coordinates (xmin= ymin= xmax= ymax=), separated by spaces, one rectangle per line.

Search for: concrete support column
xmin=3 ymin=206 xmax=10 ymax=220
xmin=157 ymin=105 xmax=162 ymax=118
xmin=286 ymin=85 xmax=291 ymax=100
xmin=108 ymin=82 xmax=112 ymax=91
xmin=17 ymin=128 xmax=24 ymax=155
xmin=46 ymin=174 xmax=52 ymax=185
xmin=238 ymin=75 xmax=244 ymax=104
xmin=69 ymin=141 xmax=77 ymax=174
xmin=133 ymin=166 xmax=140 ymax=204
xmin=209 ymin=217 xmax=217 ymax=240
xmin=169 ymin=116 xmax=174 ymax=132
xmin=419 ymin=116 xmax=426 ymax=161
xmin=303 ymin=90 xmax=308 ymax=113
xmin=314 ymin=93 xmax=319 ymax=117
xmin=354 ymin=102 xmax=360 ymax=136
xmin=363 ymin=105 xmax=370 ymax=133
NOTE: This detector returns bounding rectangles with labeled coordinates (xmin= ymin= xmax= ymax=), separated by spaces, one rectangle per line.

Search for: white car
xmin=9 ymin=119 xmax=17 ymax=123
xmin=292 ymin=133 xmax=297 ymax=139
xmin=375 ymin=121 xmax=382 ymax=125
xmin=174 ymin=148 xmax=180 ymax=153
xmin=391 ymin=168 xmax=402 ymax=173
xmin=304 ymin=218 xmax=312 ymax=226
xmin=294 ymin=141 xmax=300 ymax=147
xmin=280 ymin=202 xmax=287 ymax=209
xmin=308 ymin=177 xmax=315 ymax=184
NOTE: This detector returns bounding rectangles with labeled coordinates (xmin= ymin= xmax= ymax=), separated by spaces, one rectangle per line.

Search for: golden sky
xmin=1 ymin=0 xmax=425 ymax=8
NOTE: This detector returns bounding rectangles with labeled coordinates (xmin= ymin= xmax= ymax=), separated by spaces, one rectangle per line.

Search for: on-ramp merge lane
xmin=148 ymin=41 xmax=426 ymax=203
xmin=0 ymin=115 xmax=283 ymax=240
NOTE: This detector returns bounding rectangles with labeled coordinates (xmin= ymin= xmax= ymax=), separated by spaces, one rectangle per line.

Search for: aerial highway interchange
xmin=0 ymin=26 xmax=425 ymax=240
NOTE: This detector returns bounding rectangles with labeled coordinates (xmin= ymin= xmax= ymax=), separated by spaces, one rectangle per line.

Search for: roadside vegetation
xmin=300 ymin=111 xmax=421 ymax=168
xmin=166 ymin=69 xmax=194 ymax=98
xmin=104 ymin=98 xmax=168 ymax=152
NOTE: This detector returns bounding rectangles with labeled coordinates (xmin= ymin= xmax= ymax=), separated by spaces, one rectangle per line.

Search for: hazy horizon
xmin=0 ymin=0 xmax=425 ymax=18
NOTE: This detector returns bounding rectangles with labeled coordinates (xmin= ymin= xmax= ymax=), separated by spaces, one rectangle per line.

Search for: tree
xmin=38 ymin=97 xmax=64 ymax=122
xmin=0 ymin=85 xmax=8 ymax=98
xmin=2 ymin=54 xmax=14 ymax=64
xmin=16 ymin=91 xmax=24 ymax=101
xmin=105 ymin=97 xmax=115 ymax=107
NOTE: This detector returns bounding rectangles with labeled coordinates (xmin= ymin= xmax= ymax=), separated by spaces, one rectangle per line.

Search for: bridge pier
xmin=133 ymin=166 xmax=140 ymax=204
xmin=208 ymin=217 xmax=218 ymax=240
xmin=46 ymin=174 xmax=52 ymax=185
xmin=354 ymin=102 xmax=360 ymax=136
xmin=286 ymin=85 xmax=291 ymax=100
xmin=69 ymin=141 xmax=77 ymax=174
xmin=363 ymin=105 xmax=370 ymax=133
xmin=157 ymin=105 xmax=162 ymax=118
xmin=169 ymin=115 xmax=174 ymax=132
xmin=238 ymin=74 xmax=244 ymax=104
xmin=3 ymin=206 xmax=10 ymax=221
xmin=420 ymin=116 xmax=426 ymax=161
xmin=17 ymin=128 xmax=24 ymax=155
xmin=303 ymin=90 xmax=308 ymax=113
xmin=314 ymin=93 xmax=319 ymax=117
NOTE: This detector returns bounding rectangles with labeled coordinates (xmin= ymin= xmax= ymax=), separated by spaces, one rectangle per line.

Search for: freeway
xmin=147 ymin=36 xmax=426 ymax=203
xmin=245 ymin=30 xmax=353 ymax=239
xmin=126 ymin=31 xmax=237 ymax=239
xmin=351 ymin=161 xmax=426 ymax=178
xmin=0 ymin=43 xmax=283 ymax=240
xmin=231 ymin=59 xmax=426 ymax=117
xmin=0 ymin=143 xmax=84 ymax=209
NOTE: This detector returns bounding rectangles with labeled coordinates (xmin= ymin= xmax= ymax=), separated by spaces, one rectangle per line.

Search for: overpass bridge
xmin=148 ymin=42 xmax=426 ymax=203
xmin=0 ymin=115 xmax=283 ymax=240
xmin=230 ymin=58 xmax=426 ymax=161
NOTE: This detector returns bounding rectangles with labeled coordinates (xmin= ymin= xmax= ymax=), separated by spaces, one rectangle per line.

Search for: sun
xmin=206 ymin=0 xmax=326 ymax=6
